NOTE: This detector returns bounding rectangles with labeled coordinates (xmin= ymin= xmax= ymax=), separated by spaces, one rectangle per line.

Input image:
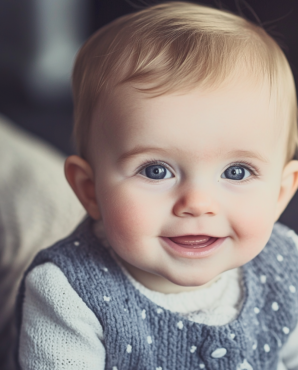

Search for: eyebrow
xmin=118 ymin=146 xmax=169 ymax=163
xmin=225 ymin=150 xmax=269 ymax=163
xmin=118 ymin=146 xmax=269 ymax=163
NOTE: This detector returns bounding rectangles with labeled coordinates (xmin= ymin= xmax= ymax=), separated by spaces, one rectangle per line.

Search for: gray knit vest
xmin=16 ymin=217 xmax=298 ymax=370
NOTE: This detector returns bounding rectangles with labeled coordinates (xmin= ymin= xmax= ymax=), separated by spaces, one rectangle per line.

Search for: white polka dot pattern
xmin=254 ymin=307 xmax=260 ymax=314
xmin=283 ymin=327 xmax=290 ymax=334
xmin=74 ymin=241 xmax=80 ymax=246
xmin=190 ymin=346 xmax=197 ymax=353
xmin=277 ymin=254 xmax=284 ymax=262
xmin=264 ymin=344 xmax=270 ymax=352
xmin=271 ymin=302 xmax=279 ymax=311
xmin=147 ymin=336 xmax=152 ymax=344
xmin=177 ymin=321 xmax=183 ymax=330
xmin=287 ymin=229 xmax=298 ymax=248
xmin=211 ymin=348 xmax=227 ymax=358
xmin=126 ymin=344 xmax=132 ymax=353
xmin=141 ymin=309 xmax=146 ymax=319
xmin=289 ymin=285 xmax=296 ymax=293
xmin=103 ymin=296 xmax=111 ymax=302
xmin=237 ymin=359 xmax=253 ymax=370
xmin=260 ymin=275 xmax=267 ymax=283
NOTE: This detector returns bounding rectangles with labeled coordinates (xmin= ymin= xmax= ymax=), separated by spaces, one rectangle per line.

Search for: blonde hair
xmin=72 ymin=1 xmax=297 ymax=162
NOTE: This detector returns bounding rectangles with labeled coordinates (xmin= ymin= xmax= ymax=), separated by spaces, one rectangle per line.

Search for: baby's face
xmin=90 ymin=77 xmax=287 ymax=293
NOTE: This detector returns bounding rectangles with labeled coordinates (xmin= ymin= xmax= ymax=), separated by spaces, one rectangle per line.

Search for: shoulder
xmin=25 ymin=262 xmax=84 ymax=309
xmin=28 ymin=217 xmax=106 ymax=273
xmin=24 ymin=262 xmax=104 ymax=333
xmin=22 ymin=219 xmax=127 ymax=313
xmin=250 ymin=222 xmax=298 ymax=290
xmin=274 ymin=222 xmax=298 ymax=248
xmin=273 ymin=222 xmax=298 ymax=240
xmin=19 ymin=262 xmax=105 ymax=369
xmin=269 ymin=222 xmax=298 ymax=254
xmin=253 ymin=222 xmax=298 ymax=272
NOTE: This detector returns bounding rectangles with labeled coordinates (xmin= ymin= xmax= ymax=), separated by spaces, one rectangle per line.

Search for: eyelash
xmin=136 ymin=159 xmax=173 ymax=182
xmin=223 ymin=161 xmax=259 ymax=183
xmin=136 ymin=159 xmax=260 ymax=183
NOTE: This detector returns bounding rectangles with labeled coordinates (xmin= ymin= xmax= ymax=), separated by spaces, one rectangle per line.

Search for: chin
xmin=166 ymin=273 xmax=215 ymax=288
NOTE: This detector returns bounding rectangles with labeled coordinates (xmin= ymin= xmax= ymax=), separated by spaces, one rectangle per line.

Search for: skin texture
xmin=65 ymin=77 xmax=298 ymax=294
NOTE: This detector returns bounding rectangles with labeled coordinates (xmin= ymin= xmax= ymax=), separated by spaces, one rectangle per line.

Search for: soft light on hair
xmin=72 ymin=1 xmax=297 ymax=162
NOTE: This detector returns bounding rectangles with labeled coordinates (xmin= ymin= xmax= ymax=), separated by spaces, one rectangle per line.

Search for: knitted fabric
xmin=16 ymin=218 xmax=298 ymax=370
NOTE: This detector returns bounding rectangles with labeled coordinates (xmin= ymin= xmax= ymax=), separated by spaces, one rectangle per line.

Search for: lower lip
xmin=160 ymin=236 xmax=227 ymax=258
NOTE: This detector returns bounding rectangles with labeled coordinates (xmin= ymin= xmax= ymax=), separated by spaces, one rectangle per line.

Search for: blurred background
xmin=1 ymin=0 xmax=298 ymax=230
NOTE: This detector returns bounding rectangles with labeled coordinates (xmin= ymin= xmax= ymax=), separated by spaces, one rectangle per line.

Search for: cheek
xmin=225 ymin=182 xmax=278 ymax=231
xmin=226 ymin=186 xmax=279 ymax=260
xmin=97 ymin=184 xmax=161 ymax=244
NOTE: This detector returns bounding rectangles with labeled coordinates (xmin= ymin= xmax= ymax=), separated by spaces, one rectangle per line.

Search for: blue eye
xmin=140 ymin=164 xmax=173 ymax=180
xmin=221 ymin=165 xmax=251 ymax=181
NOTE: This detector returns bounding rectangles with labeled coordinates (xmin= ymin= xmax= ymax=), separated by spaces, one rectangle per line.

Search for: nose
xmin=173 ymin=184 xmax=219 ymax=218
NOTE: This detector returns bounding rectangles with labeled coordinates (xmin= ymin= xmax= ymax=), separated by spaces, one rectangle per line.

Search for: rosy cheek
xmin=227 ymin=192 xmax=275 ymax=259
xmin=99 ymin=186 xmax=157 ymax=243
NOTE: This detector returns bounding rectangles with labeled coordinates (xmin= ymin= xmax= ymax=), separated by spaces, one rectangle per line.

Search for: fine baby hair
xmin=72 ymin=1 xmax=297 ymax=162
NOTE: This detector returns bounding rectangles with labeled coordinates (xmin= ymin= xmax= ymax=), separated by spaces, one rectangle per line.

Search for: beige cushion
xmin=0 ymin=116 xmax=85 ymax=370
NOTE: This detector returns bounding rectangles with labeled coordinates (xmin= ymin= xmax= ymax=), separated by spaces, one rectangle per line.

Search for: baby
xmin=16 ymin=2 xmax=298 ymax=370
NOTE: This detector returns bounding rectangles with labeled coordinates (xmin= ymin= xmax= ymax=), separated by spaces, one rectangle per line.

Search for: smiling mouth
xmin=168 ymin=235 xmax=218 ymax=249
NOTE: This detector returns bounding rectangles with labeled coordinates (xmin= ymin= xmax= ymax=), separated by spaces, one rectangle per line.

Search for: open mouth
xmin=169 ymin=235 xmax=218 ymax=249
xmin=160 ymin=234 xmax=227 ymax=258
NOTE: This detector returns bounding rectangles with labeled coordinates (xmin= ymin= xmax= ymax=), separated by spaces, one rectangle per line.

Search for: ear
xmin=275 ymin=160 xmax=298 ymax=221
xmin=64 ymin=155 xmax=101 ymax=220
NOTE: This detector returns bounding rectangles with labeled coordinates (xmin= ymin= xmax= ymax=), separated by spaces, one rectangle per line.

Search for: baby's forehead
xmin=92 ymin=78 xmax=287 ymax=167
xmin=103 ymin=77 xmax=279 ymax=129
